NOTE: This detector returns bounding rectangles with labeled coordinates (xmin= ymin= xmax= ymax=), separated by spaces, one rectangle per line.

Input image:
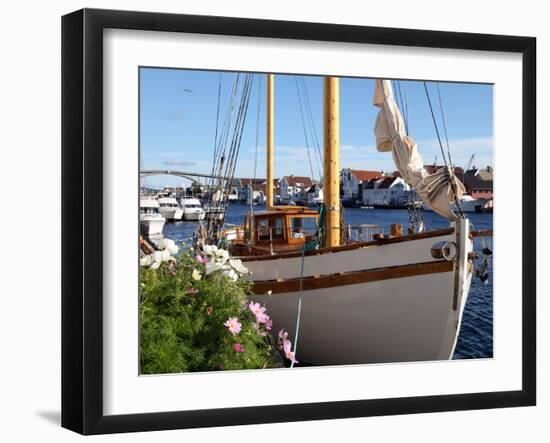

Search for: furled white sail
xmin=373 ymin=79 xmax=465 ymax=219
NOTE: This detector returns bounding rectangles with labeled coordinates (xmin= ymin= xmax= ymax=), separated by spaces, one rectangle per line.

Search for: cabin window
xmin=290 ymin=217 xmax=317 ymax=239
xmin=257 ymin=217 xmax=284 ymax=241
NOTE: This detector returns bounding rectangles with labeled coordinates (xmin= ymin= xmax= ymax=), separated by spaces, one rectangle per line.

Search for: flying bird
xmin=183 ymin=88 xmax=194 ymax=94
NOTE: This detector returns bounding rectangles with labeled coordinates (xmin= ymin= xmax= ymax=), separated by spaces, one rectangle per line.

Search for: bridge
xmin=140 ymin=169 xmax=228 ymax=185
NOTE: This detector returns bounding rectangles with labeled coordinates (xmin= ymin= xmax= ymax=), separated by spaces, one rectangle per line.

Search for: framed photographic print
xmin=61 ymin=8 xmax=536 ymax=435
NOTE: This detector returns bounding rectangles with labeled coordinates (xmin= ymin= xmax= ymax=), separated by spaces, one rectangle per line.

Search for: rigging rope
xmin=300 ymin=78 xmax=323 ymax=178
xmin=294 ymin=76 xmax=317 ymax=182
xmin=212 ymin=72 xmax=222 ymax=168
xmin=436 ymin=82 xmax=453 ymax=167
xmin=204 ymin=73 xmax=255 ymax=240
xmin=396 ymin=81 xmax=409 ymax=135
xmin=423 ymin=81 xmax=464 ymax=219
xmin=290 ymin=204 xmax=325 ymax=368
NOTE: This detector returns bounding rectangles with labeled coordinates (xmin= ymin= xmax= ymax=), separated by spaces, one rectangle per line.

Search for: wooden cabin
xmin=225 ymin=206 xmax=319 ymax=257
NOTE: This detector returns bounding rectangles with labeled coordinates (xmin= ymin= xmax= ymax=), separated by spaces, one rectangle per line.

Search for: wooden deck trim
xmin=252 ymin=260 xmax=454 ymax=294
xmin=240 ymin=227 xmax=455 ymax=262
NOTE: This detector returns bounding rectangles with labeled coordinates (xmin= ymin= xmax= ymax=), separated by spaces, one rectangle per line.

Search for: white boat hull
xmin=456 ymin=199 xmax=486 ymax=213
xmin=159 ymin=207 xmax=184 ymax=221
xmin=182 ymin=209 xmax=205 ymax=221
xmin=140 ymin=215 xmax=165 ymax=236
xmin=256 ymin=270 xmax=466 ymax=364
xmin=244 ymin=230 xmax=456 ymax=281
xmin=422 ymin=198 xmax=486 ymax=214
xmin=243 ymin=220 xmax=473 ymax=365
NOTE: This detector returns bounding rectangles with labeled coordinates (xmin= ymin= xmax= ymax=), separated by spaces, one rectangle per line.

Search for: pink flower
xmin=252 ymin=323 xmax=268 ymax=337
xmin=264 ymin=316 xmax=273 ymax=330
xmin=233 ymin=343 xmax=245 ymax=353
xmin=283 ymin=339 xmax=292 ymax=355
xmin=196 ymin=254 xmax=208 ymax=264
xmin=248 ymin=301 xmax=265 ymax=317
xmin=278 ymin=329 xmax=298 ymax=364
xmin=283 ymin=340 xmax=298 ymax=364
xmin=223 ymin=317 xmax=242 ymax=335
xmin=249 ymin=301 xmax=271 ymax=324
xmin=186 ymin=287 xmax=199 ymax=295
xmin=286 ymin=350 xmax=298 ymax=365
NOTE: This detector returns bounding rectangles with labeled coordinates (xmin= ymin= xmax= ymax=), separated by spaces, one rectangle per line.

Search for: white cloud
xmin=162 ymin=159 xmax=197 ymax=166
xmin=415 ymin=136 xmax=493 ymax=169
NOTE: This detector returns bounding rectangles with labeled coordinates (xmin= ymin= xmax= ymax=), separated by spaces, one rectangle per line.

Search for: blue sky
xmin=140 ymin=67 xmax=493 ymax=188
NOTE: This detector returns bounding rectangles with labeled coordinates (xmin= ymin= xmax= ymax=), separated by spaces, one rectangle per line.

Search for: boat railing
xmin=348 ymin=224 xmax=383 ymax=242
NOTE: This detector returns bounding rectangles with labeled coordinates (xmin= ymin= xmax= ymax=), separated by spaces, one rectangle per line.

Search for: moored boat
xmin=180 ymin=197 xmax=205 ymax=221
xmin=209 ymin=75 xmax=487 ymax=365
xmin=158 ymin=196 xmax=184 ymax=221
xmin=423 ymin=193 xmax=486 ymax=214
xmin=140 ymin=197 xmax=165 ymax=236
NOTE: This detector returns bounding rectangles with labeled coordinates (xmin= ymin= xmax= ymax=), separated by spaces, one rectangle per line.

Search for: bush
xmin=140 ymin=243 xmax=283 ymax=374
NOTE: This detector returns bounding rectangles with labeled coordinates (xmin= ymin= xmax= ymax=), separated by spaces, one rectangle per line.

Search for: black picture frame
xmin=61 ymin=8 xmax=536 ymax=435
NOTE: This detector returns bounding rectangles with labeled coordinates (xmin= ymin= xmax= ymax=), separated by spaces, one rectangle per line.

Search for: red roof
xmin=349 ymin=169 xmax=383 ymax=182
xmin=283 ymin=176 xmax=313 ymax=188
xmin=377 ymin=177 xmax=398 ymax=189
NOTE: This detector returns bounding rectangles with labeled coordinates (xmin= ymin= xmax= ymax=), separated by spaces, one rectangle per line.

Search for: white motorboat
xmin=158 ymin=196 xmax=184 ymax=221
xmin=422 ymin=194 xmax=486 ymax=214
xmin=180 ymin=197 xmax=205 ymax=221
xmin=454 ymin=194 xmax=487 ymax=213
xmin=140 ymin=197 xmax=165 ymax=236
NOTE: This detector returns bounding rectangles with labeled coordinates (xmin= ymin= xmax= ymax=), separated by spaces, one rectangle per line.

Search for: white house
xmin=236 ymin=178 xmax=265 ymax=202
xmin=341 ymin=169 xmax=383 ymax=203
xmin=306 ymin=183 xmax=323 ymax=206
xmin=362 ymin=176 xmax=411 ymax=207
xmin=235 ymin=178 xmax=279 ymax=203
xmin=280 ymin=176 xmax=313 ymax=203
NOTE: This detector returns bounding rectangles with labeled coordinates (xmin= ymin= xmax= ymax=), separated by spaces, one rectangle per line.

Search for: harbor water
xmin=161 ymin=203 xmax=493 ymax=360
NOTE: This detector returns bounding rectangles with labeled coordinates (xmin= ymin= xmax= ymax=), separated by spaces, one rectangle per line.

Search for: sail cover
xmin=373 ymin=79 xmax=465 ymax=219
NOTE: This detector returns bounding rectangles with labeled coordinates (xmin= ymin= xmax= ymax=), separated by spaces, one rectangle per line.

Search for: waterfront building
xmin=462 ymin=167 xmax=493 ymax=201
xmin=306 ymin=183 xmax=324 ymax=206
xmin=361 ymin=175 xmax=411 ymax=207
xmin=340 ymin=168 xmax=383 ymax=205
xmin=235 ymin=178 xmax=279 ymax=203
xmin=280 ymin=175 xmax=313 ymax=203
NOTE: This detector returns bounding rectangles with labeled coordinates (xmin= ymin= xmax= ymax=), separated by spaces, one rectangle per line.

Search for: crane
xmin=464 ymin=153 xmax=475 ymax=172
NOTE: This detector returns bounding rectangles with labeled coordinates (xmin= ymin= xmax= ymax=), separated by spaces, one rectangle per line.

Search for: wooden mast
xmin=323 ymin=77 xmax=340 ymax=247
xmin=266 ymin=74 xmax=275 ymax=210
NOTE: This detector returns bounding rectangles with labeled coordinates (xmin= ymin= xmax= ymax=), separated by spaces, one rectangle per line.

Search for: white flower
xmin=222 ymin=268 xmax=238 ymax=282
xmin=152 ymin=251 xmax=164 ymax=263
xmin=158 ymin=238 xmax=179 ymax=255
xmin=215 ymin=248 xmax=229 ymax=264
xmin=191 ymin=269 xmax=202 ymax=281
xmin=161 ymin=238 xmax=175 ymax=250
xmin=161 ymin=249 xmax=171 ymax=262
xmin=150 ymin=261 xmax=161 ymax=270
xmin=228 ymin=259 xmax=249 ymax=275
xmin=267 ymin=290 xmax=272 ymax=296
xmin=161 ymin=238 xmax=179 ymax=255
xmin=140 ymin=255 xmax=152 ymax=267
xmin=203 ymin=244 xmax=219 ymax=256
xmin=205 ymin=261 xmax=226 ymax=275
xmin=165 ymin=238 xmax=180 ymax=255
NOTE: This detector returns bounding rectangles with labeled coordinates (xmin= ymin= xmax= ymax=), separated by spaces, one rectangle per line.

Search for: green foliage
xmin=140 ymin=252 xmax=282 ymax=374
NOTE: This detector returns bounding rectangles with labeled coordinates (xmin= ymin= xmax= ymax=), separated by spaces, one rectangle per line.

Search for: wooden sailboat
xmin=221 ymin=75 xmax=475 ymax=365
